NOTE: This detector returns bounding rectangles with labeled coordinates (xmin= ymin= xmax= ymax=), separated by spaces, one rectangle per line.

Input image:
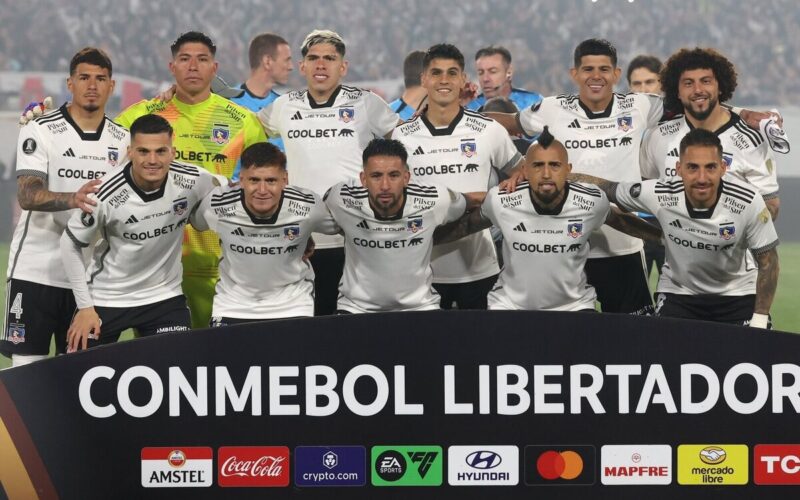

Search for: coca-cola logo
xmin=218 ymin=446 xmax=290 ymax=487
xmin=221 ymin=455 xmax=285 ymax=477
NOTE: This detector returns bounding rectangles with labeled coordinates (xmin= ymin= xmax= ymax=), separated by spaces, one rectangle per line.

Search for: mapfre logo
xmin=218 ymin=446 xmax=290 ymax=487
xmin=754 ymin=445 xmax=800 ymax=485
xmin=601 ymin=445 xmax=672 ymax=485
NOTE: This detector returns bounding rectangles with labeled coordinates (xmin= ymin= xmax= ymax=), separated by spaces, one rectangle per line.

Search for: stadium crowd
xmin=1 ymin=0 xmax=798 ymax=104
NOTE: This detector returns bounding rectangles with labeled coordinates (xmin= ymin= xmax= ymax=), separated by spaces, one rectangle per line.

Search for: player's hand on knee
xmin=154 ymin=84 xmax=177 ymax=102
xmin=71 ymin=181 xmax=101 ymax=213
xmin=67 ymin=308 xmax=102 ymax=352
xmin=19 ymin=96 xmax=54 ymax=126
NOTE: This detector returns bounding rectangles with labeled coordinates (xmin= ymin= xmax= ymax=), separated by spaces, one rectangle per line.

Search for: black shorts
xmin=0 ymin=279 xmax=75 ymax=357
xmin=654 ymin=292 xmax=765 ymax=327
xmin=310 ymin=247 xmax=344 ymax=317
xmin=585 ymin=252 xmax=653 ymax=315
xmin=433 ymin=274 xmax=498 ymax=310
xmin=89 ymin=295 xmax=191 ymax=348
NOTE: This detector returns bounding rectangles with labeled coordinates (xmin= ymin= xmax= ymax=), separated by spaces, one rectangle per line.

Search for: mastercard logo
xmin=536 ymin=450 xmax=584 ymax=480
xmin=525 ymin=445 xmax=595 ymax=485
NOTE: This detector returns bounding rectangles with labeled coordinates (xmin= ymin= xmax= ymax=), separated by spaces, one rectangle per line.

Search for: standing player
xmin=640 ymin=48 xmax=781 ymax=221
xmin=192 ymin=142 xmax=338 ymax=325
xmin=389 ymin=50 xmax=427 ymax=121
xmin=393 ymin=44 xmax=523 ymax=310
xmin=466 ymin=46 xmax=542 ymax=112
xmin=229 ymin=33 xmax=293 ymax=112
xmin=1 ymin=48 xmax=129 ymax=367
xmin=627 ymin=55 xmax=663 ymax=94
xmin=115 ymin=31 xmax=267 ymax=328
xmin=325 ymin=139 xmax=478 ymax=313
xmin=60 ymin=115 xmax=220 ymax=351
xmin=575 ymin=129 xmax=779 ymax=328
xmin=257 ymin=29 xmax=399 ymax=315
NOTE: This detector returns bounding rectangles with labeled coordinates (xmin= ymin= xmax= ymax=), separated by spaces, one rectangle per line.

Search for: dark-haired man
xmin=466 ymin=45 xmax=542 ymax=112
xmin=192 ymin=142 xmax=338 ymax=325
xmin=60 ymin=115 xmax=221 ymax=351
xmin=390 ymin=50 xmax=427 ymax=121
xmin=640 ymin=47 xmax=781 ymax=221
xmin=325 ymin=138 xmax=480 ymax=313
xmin=257 ymin=29 xmax=399 ymax=316
xmin=1 ymin=48 xmax=129 ymax=367
xmin=230 ymin=33 xmax=293 ymax=112
xmin=392 ymin=43 xmax=523 ymax=310
xmin=574 ymin=128 xmax=779 ymax=328
xmin=116 ymin=31 xmax=266 ymax=328
xmin=627 ymin=55 xmax=663 ymax=94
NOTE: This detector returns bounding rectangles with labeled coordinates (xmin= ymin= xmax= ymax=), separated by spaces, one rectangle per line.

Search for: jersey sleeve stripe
xmin=722 ymin=183 xmax=756 ymax=200
xmin=284 ymin=193 xmax=317 ymax=204
xmin=733 ymin=121 xmax=764 ymax=147
xmin=283 ymin=187 xmax=315 ymax=201
xmin=65 ymin=227 xmax=90 ymax=248
xmin=97 ymin=176 xmax=128 ymax=201
xmin=751 ymin=239 xmax=779 ymax=255
xmin=462 ymin=109 xmax=493 ymax=122
xmin=569 ymin=183 xmax=603 ymax=197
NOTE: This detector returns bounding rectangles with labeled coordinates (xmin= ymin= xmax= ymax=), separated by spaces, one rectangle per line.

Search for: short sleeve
xmin=490 ymin=122 xmax=523 ymax=173
xmin=257 ymin=99 xmax=284 ymax=137
xmin=614 ymin=180 xmax=654 ymax=214
xmin=364 ymin=92 xmax=399 ymax=138
xmin=16 ymin=123 xmax=48 ymax=178
xmin=441 ymin=187 xmax=467 ymax=223
xmin=516 ymin=98 xmax=550 ymax=137
xmin=64 ymin=195 xmax=104 ymax=248
xmin=745 ymin=195 xmax=779 ymax=254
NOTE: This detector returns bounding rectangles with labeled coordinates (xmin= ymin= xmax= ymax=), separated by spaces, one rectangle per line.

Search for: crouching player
xmin=191 ymin=142 xmax=338 ymax=325
xmin=60 ymin=115 xmax=220 ymax=351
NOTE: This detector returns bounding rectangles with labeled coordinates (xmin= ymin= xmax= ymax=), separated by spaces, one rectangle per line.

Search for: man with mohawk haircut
xmin=437 ymin=127 xmax=660 ymax=311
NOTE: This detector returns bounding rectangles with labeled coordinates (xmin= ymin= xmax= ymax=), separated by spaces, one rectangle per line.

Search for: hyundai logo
xmin=466 ymin=451 xmax=502 ymax=469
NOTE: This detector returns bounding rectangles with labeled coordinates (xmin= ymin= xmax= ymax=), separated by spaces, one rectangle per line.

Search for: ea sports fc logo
xmin=525 ymin=445 xmax=595 ymax=485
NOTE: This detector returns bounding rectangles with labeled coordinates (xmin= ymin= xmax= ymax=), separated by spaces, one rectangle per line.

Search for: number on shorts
xmin=9 ymin=292 xmax=23 ymax=320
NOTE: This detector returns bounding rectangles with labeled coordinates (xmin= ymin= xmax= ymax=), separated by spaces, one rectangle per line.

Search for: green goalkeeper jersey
xmin=116 ymin=94 xmax=267 ymax=278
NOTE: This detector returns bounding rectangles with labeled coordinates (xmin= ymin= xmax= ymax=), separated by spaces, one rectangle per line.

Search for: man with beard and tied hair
xmin=436 ymin=126 xmax=661 ymax=311
xmin=640 ymin=47 xmax=782 ymax=221
xmin=573 ymin=128 xmax=779 ymax=328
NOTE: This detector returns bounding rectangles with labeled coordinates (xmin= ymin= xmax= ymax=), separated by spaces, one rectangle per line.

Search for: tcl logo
xmin=754 ymin=445 xmax=800 ymax=485
xmin=218 ymin=446 xmax=289 ymax=487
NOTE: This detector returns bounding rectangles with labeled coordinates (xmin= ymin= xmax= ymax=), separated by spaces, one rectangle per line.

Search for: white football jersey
xmin=393 ymin=108 xmax=521 ymax=283
xmin=258 ymin=85 xmax=398 ymax=249
xmin=9 ymin=104 xmax=129 ymax=288
xmin=325 ymin=179 xmax=466 ymax=313
xmin=615 ymin=178 xmax=778 ymax=296
xmin=64 ymin=161 xmax=217 ymax=307
xmin=192 ymin=185 xmax=338 ymax=319
xmin=517 ymin=92 xmax=663 ymax=258
xmin=639 ymin=113 xmax=779 ymax=199
xmin=483 ymin=181 xmax=610 ymax=311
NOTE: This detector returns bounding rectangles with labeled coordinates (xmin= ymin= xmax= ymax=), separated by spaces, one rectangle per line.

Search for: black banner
xmin=2 ymin=311 xmax=800 ymax=498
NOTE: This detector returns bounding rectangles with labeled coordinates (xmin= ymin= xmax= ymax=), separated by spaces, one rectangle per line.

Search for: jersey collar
xmin=307 ymin=85 xmax=341 ymax=109
xmin=421 ymin=107 xmax=464 ymax=136
xmin=578 ymin=96 xmax=614 ymax=119
xmin=529 ymin=182 xmax=570 ymax=215
xmin=684 ymin=112 xmax=738 ymax=136
xmin=61 ymin=103 xmax=107 ymax=141
xmin=123 ymin=163 xmax=167 ymax=202
xmin=241 ymin=189 xmax=284 ymax=224
xmin=685 ymin=180 xmax=723 ymax=219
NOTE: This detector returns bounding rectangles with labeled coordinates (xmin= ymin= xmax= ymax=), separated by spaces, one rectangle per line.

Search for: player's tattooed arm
xmin=605 ymin=207 xmax=662 ymax=242
xmin=765 ymin=197 xmax=780 ymax=222
xmin=18 ymin=175 xmax=99 ymax=213
xmin=754 ymin=247 xmax=779 ymax=315
xmin=567 ymin=173 xmax=620 ymax=205
xmin=433 ymin=209 xmax=491 ymax=245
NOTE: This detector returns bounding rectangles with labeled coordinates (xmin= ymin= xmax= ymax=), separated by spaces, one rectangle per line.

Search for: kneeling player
xmin=325 ymin=139 xmax=481 ymax=313
xmin=574 ymin=128 xmax=779 ymax=328
xmin=192 ymin=142 xmax=338 ymax=326
xmin=60 ymin=115 xmax=220 ymax=351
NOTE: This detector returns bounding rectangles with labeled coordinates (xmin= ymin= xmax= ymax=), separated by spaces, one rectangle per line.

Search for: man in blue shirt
xmin=389 ymin=50 xmax=427 ymax=121
xmin=466 ymin=46 xmax=541 ymax=112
